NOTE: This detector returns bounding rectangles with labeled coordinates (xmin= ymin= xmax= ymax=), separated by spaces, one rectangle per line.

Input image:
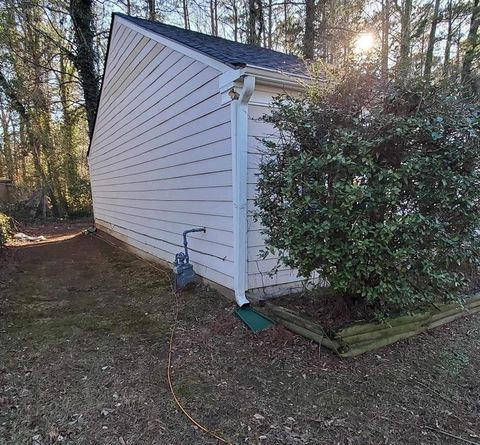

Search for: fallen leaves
xmin=100 ymin=407 xmax=114 ymax=417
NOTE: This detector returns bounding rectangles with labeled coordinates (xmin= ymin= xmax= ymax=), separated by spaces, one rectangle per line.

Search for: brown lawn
xmin=1 ymin=221 xmax=479 ymax=445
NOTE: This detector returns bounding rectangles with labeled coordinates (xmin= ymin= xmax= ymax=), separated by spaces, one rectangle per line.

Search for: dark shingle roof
xmin=116 ymin=13 xmax=307 ymax=76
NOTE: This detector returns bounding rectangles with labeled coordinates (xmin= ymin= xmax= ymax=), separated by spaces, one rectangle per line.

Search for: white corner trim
xmin=219 ymin=68 xmax=246 ymax=92
xmin=115 ymin=15 xmax=230 ymax=73
xmin=231 ymin=75 xmax=255 ymax=307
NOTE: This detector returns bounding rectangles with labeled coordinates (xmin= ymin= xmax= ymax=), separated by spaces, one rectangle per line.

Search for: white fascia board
xmin=115 ymin=16 xmax=230 ymax=73
xmin=244 ymin=65 xmax=311 ymax=90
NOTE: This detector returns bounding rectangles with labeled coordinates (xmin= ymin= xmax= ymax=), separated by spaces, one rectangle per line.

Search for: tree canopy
xmin=0 ymin=0 xmax=478 ymax=217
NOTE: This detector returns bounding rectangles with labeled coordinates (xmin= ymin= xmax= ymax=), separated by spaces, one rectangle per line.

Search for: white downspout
xmin=231 ymin=75 xmax=255 ymax=307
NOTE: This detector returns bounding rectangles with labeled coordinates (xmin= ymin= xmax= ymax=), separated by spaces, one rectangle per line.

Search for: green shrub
xmin=0 ymin=212 xmax=13 ymax=247
xmin=255 ymin=70 xmax=480 ymax=311
xmin=66 ymin=177 xmax=93 ymax=218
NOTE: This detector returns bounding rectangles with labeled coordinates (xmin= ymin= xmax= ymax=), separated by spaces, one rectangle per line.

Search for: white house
xmin=88 ymin=13 xmax=310 ymax=306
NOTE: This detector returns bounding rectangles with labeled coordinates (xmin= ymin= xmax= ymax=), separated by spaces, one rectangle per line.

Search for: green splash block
xmin=235 ymin=306 xmax=275 ymax=333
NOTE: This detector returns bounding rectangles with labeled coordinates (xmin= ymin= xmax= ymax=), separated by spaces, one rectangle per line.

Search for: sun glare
xmin=355 ymin=33 xmax=375 ymax=53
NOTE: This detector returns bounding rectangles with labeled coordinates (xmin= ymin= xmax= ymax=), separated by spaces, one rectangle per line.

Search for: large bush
xmin=0 ymin=212 xmax=13 ymax=247
xmin=255 ymin=71 xmax=480 ymax=310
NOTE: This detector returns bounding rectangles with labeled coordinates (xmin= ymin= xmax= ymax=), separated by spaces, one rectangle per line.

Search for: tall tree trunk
xmin=1 ymin=133 xmax=13 ymax=179
xmin=303 ymin=0 xmax=315 ymax=59
xmin=247 ymin=0 xmax=257 ymax=43
xmin=419 ymin=27 xmax=426 ymax=76
xmin=267 ymin=0 xmax=273 ymax=48
xmin=210 ymin=0 xmax=218 ymax=35
xmin=424 ymin=0 xmax=441 ymax=79
xmin=0 ymin=70 xmax=45 ymax=191
xmin=183 ymin=0 xmax=190 ymax=29
xmin=381 ymin=0 xmax=390 ymax=80
xmin=147 ymin=0 xmax=155 ymax=20
xmin=214 ymin=0 xmax=218 ymax=36
xmin=1 ymin=122 xmax=14 ymax=180
xmin=317 ymin=0 xmax=327 ymax=60
xmin=232 ymin=0 xmax=238 ymax=41
xmin=0 ymin=99 xmax=14 ymax=180
xmin=210 ymin=0 xmax=214 ymax=34
xmin=248 ymin=0 xmax=255 ymax=44
xmin=59 ymin=53 xmax=80 ymax=213
xmin=398 ymin=0 xmax=413 ymax=76
xmin=248 ymin=0 xmax=263 ymax=45
xmin=461 ymin=0 xmax=480 ymax=95
xmin=69 ymin=0 xmax=99 ymax=137
xmin=262 ymin=19 xmax=267 ymax=47
xmin=25 ymin=6 xmax=67 ymax=216
xmin=11 ymin=116 xmax=19 ymax=179
xmin=19 ymin=118 xmax=28 ymax=183
xmin=443 ymin=0 xmax=453 ymax=76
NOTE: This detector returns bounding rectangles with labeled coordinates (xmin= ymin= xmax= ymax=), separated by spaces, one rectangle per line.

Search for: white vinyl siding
xmin=246 ymin=93 xmax=305 ymax=293
xmin=89 ymin=23 xmax=234 ymax=289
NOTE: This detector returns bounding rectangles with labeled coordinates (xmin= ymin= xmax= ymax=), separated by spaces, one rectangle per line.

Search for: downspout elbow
xmin=239 ymin=75 xmax=255 ymax=104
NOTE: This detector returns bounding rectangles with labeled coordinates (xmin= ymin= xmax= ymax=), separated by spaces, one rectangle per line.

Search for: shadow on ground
xmin=1 ymin=224 xmax=479 ymax=445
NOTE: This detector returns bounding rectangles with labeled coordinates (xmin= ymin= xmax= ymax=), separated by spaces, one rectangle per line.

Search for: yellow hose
xmin=92 ymin=231 xmax=234 ymax=444
xmin=167 ymin=290 xmax=233 ymax=444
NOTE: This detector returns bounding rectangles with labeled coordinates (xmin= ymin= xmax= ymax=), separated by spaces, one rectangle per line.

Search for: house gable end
xmin=87 ymin=14 xmax=230 ymax=157
xmin=114 ymin=15 xmax=231 ymax=73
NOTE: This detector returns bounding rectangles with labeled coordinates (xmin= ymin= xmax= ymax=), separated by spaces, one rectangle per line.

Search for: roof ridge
xmin=115 ymin=13 xmax=300 ymax=59
xmin=114 ymin=13 xmax=307 ymax=76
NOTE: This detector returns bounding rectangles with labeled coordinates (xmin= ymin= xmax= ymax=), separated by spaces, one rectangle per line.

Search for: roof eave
xmin=243 ymin=64 xmax=311 ymax=90
xmin=219 ymin=65 xmax=311 ymax=98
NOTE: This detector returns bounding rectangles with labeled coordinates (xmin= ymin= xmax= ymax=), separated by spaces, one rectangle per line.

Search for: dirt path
xmin=1 ymin=223 xmax=479 ymax=445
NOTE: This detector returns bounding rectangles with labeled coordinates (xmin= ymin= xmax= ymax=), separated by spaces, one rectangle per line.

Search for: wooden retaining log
xmin=336 ymin=312 xmax=430 ymax=339
xmin=428 ymin=304 xmax=480 ymax=330
xmin=263 ymin=304 xmax=327 ymax=336
xmin=258 ymin=304 xmax=341 ymax=352
xmin=342 ymin=304 xmax=480 ymax=357
xmin=344 ymin=298 xmax=480 ymax=346
xmin=340 ymin=326 xmax=426 ymax=357
xmin=259 ymin=293 xmax=480 ymax=358
xmin=339 ymin=319 xmax=427 ymax=345
xmin=427 ymin=297 xmax=480 ymax=325
xmin=339 ymin=299 xmax=480 ymax=356
xmin=275 ymin=319 xmax=342 ymax=352
xmin=337 ymin=293 xmax=480 ymax=340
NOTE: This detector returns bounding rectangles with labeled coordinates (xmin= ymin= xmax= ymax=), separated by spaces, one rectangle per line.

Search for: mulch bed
xmin=269 ymin=289 xmax=376 ymax=333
